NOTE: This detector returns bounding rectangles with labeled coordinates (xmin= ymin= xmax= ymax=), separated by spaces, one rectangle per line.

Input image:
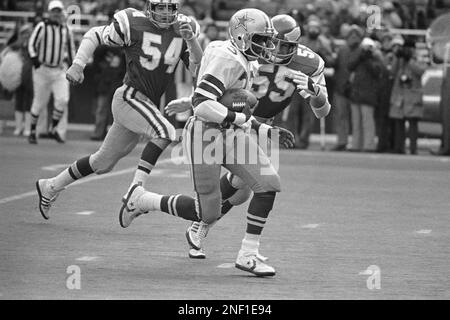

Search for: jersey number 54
xmin=140 ymin=32 xmax=183 ymax=73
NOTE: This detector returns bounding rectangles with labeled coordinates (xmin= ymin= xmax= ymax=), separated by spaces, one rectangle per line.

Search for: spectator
xmin=9 ymin=25 xmax=34 ymax=137
xmin=91 ymin=45 xmax=125 ymax=141
xmin=348 ymin=36 xmax=385 ymax=152
xmin=375 ymin=31 xmax=397 ymax=153
xmin=389 ymin=40 xmax=427 ymax=155
xmin=330 ymin=24 xmax=364 ymax=151
xmin=294 ymin=18 xmax=335 ymax=149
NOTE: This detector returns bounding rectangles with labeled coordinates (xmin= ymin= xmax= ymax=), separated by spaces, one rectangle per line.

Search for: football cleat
xmin=35 ymin=179 xmax=63 ymax=220
xmin=119 ymin=184 xmax=148 ymax=228
xmin=188 ymin=247 xmax=206 ymax=259
xmin=185 ymin=221 xmax=209 ymax=250
xmin=235 ymin=251 xmax=276 ymax=277
xmin=49 ymin=129 xmax=65 ymax=144
xmin=28 ymin=132 xmax=37 ymax=144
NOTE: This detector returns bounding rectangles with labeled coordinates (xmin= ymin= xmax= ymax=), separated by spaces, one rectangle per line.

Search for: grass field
xmin=0 ymin=134 xmax=449 ymax=300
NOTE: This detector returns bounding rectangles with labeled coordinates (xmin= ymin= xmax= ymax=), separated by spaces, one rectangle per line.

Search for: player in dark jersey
xmin=34 ymin=0 xmax=203 ymax=223
xmin=166 ymin=14 xmax=331 ymax=259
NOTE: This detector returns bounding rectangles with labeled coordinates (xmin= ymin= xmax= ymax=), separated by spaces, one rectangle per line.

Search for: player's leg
xmin=119 ymin=86 xmax=176 ymax=190
xmin=49 ymin=69 xmax=69 ymax=143
xmin=28 ymin=67 xmax=52 ymax=144
xmin=36 ymin=121 xmax=139 ymax=220
xmin=119 ymin=117 xmax=222 ymax=231
xmin=224 ymin=131 xmax=281 ymax=276
xmin=220 ymin=172 xmax=252 ymax=216
xmin=35 ymin=87 xmax=142 ymax=219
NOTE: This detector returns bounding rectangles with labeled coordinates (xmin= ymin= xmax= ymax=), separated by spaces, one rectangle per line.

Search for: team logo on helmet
xmin=235 ymin=13 xmax=255 ymax=32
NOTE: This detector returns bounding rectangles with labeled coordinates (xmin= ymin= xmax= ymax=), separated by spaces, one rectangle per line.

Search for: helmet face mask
xmin=228 ymin=9 xmax=275 ymax=63
xmin=146 ymin=0 xmax=179 ymax=28
xmin=268 ymin=14 xmax=301 ymax=65
xmin=247 ymin=33 xmax=275 ymax=62
xmin=270 ymin=37 xmax=298 ymax=65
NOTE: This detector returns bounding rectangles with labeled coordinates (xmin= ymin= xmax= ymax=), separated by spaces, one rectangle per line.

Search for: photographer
xmin=348 ymin=37 xmax=385 ymax=152
xmin=389 ymin=38 xmax=427 ymax=155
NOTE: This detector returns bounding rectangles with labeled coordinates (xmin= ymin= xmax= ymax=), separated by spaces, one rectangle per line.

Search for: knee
xmin=253 ymin=173 xmax=281 ymax=193
xmin=228 ymin=186 xmax=252 ymax=206
xmin=151 ymin=137 xmax=172 ymax=149
xmin=228 ymin=174 xmax=246 ymax=189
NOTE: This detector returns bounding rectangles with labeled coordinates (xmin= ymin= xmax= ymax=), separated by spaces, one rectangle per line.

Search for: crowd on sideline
xmin=0 ymin=0 xmax=449 ymax=155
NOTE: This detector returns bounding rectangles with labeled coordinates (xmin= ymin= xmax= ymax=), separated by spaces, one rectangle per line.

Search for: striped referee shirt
xmin=28 ymin=19 xmax=75 ymax=67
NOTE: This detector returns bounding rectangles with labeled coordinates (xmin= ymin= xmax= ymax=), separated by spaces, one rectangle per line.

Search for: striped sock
xmin=51 ymin=156 xmax=94 ymax=190
xmin=132 ymin=141 xmax=163 ymax=187
xmin=160 ymin=194 xmax=199 ymax=221
xmin=52 ymin=109 xmax=63 ymax=129
xmin=30 ymin=112 xmax=39 ymax=134
xmin=246 ymin=192 xmax=276 ymax=235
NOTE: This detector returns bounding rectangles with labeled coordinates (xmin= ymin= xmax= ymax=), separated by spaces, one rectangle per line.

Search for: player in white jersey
xmin=166 ymin=14 xmax=331 ymax=259
xmin=119 ymin=8 xmax=296 ymax=277
xmin=34 ymin=0 xmax=204 ymax=223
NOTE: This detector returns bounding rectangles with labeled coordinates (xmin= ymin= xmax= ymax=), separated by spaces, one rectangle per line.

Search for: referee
xmin=27 ymin=0 xmax=75 ymax=144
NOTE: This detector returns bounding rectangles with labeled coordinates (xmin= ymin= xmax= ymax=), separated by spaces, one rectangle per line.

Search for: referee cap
xmin=48 ymin=0 xmax=64 ymax=11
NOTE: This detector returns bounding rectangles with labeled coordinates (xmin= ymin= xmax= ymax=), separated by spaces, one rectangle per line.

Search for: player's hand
xmin=289 ymin=70 xmax=320 ymax=97
xmin=165 ymin=97 xmax=193 ymax=116
xmin=272 ymin=126 xmax=295 ymax=149
xmin=178 ymin=16 xmax=195 ymax=41
xmin=66 ymin=63 xmax=84 ymax=85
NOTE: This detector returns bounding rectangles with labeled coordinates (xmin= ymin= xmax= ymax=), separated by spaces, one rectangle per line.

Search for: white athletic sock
xmin=138 ymin=192 xmax=163 ymax=212
xmin=49 ymin=169 xmax=74 ymax=191
xmin=240 ymin=234 xmax=260 ymax=254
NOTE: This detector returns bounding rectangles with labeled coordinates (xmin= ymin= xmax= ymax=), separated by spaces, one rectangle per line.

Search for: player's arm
xmin=67 ymin=10 xmax=131 ymax=85
xmin=193 ymin=55 xmax=251 ymax=125
xmin=289 ymin=59 xmax=331 ymax=118
xmin=178 ymin=15 xmax=203 ymax=76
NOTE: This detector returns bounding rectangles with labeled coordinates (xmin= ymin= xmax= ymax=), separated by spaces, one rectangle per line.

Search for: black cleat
xmin=50 ymin=130 xmax=65 ymax=143
xmin=28 ymin=133 xmax=37 ymax=144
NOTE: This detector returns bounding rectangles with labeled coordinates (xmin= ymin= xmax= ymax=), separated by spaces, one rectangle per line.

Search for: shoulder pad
xmin=288 ymin=45 xmax=324 ymax=76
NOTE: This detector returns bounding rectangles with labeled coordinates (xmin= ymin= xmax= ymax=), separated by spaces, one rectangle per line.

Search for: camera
xmin=400 ymin=74 xmax=412 ymax=88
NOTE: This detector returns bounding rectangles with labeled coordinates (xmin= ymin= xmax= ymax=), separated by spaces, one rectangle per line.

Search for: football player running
xmin=119 ymin=8 xmax=296 ymax=277
xmin=34 ymin=0 xmax=203 ymax=223
xmin=166 ymin=14 xmax=331 ymax=259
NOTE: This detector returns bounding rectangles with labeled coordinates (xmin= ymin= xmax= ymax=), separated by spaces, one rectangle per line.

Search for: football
xmin=219 ymin=88 xmax=259 ymax=113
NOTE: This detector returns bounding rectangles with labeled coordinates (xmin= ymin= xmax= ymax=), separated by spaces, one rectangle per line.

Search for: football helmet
xmin=270 ymin=14 xmax=301 ymax=65
xmin=229 ymin=8 xmax=275 ymax=62
xmin=146 ymin=0 xmax=179 ymax=28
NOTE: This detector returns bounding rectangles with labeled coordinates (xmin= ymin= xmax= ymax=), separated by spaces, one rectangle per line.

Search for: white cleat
xmin=119 ymin=184 xmax=148 ymax=228
xmin=235 ymin=251 xmax=276 ymax=277
xmin=188 ymin=247 xmax=206 ymax=259
xmin=186 ymin=221 xmax=209 ymax=251
xmin=35 ymin=179 xmax=63 ymax=220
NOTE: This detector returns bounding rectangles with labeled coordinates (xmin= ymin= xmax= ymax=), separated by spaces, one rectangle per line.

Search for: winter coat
xmin=348 ymin=47 xmax=385 ymax=107
xmin=389 ymin=56 xmax=427 ymax=119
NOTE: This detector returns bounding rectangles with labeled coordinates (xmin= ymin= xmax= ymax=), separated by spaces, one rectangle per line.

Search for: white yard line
xmin=416 ymin=229 xmax=432 ymax=234
xmin=75 ymin=211 xmax=95 ymax=216
xmin=76 ymin=256 xmax=99 ymax=262
xmin=0 ymin=157 xmax=184 ymax=205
